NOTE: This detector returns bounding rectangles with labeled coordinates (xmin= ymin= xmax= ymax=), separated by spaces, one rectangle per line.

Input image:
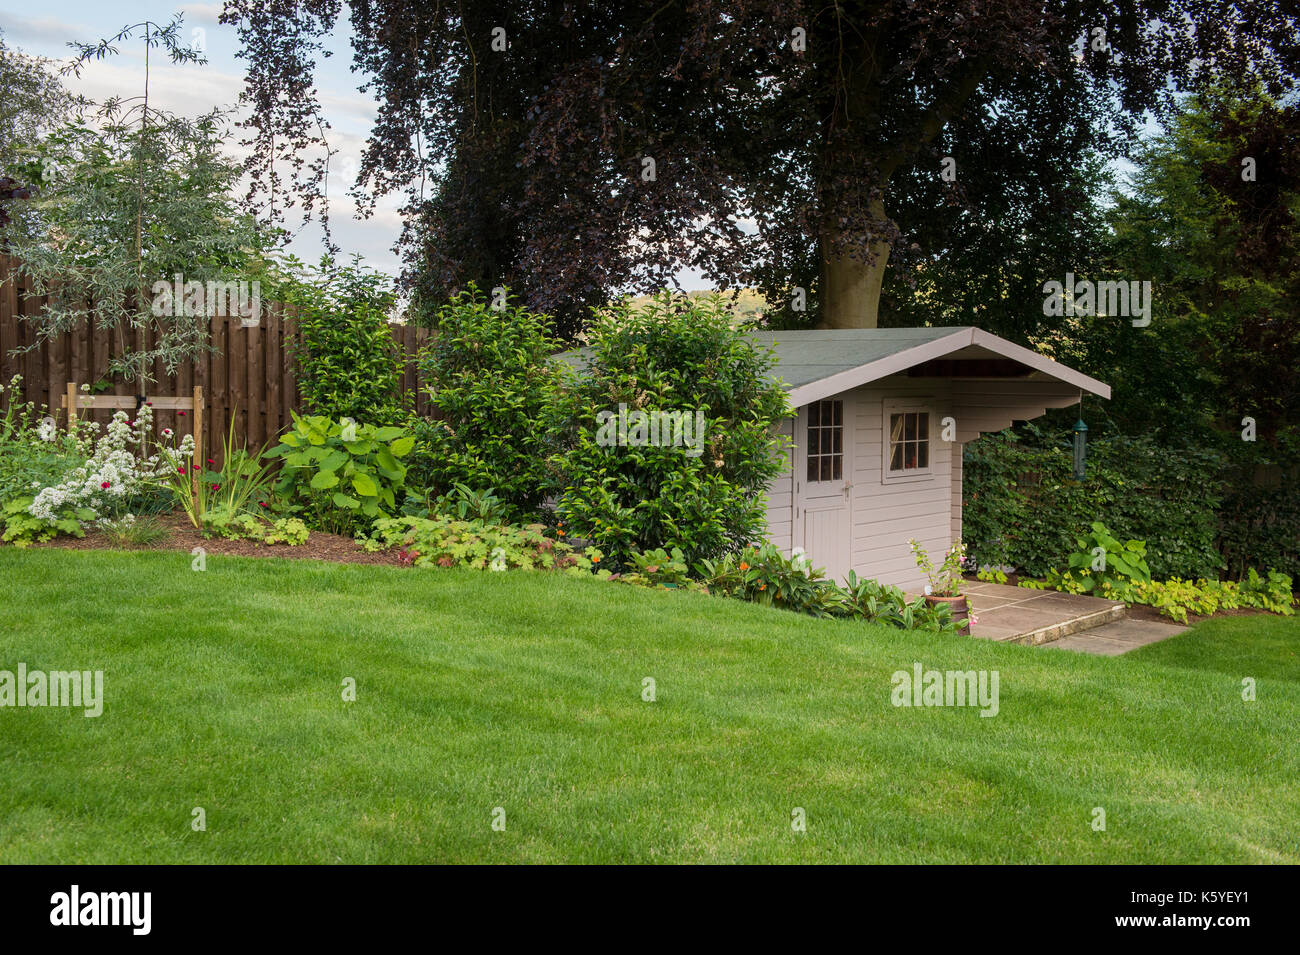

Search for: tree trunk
xmin=819 ymin=198 xmax=891 ymax=329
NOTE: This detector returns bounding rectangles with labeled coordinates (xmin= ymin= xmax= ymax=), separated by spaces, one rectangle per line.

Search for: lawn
xmin=1 ymin=548 xmax=1296 ymax=864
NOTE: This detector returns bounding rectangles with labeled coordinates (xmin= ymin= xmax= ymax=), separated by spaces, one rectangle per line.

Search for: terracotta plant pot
xmin=925 ymin=594 xmax=971 ymax=634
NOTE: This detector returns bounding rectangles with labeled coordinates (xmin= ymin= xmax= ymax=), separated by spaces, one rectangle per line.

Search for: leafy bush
xmin=841 ymin=572 xmax=959 ymax=632
xmin=695 ymin=543 xmax=846 ymax=617
xmin=0 ymin=375 xmax=85 ymax=504
xmin=280 ymin=255 xmax=404 ymax=423
xmin=266 ymin=413 xmax=415 ymax=534
xmin=556 ymin=293 xmax=792 ymax=568
xmin=690 ymin=544 xmax=956 ymax=630
xmin=201 ymin=510 xmax=309 ymax=546
xmin=615 ymin=547 xmax=707 ymax=591
xmin=365 ymin=516 xmax=603 ymax=574
xmin=427 ymin=483 xmax=515 ymax=524
xmin=410 ymin=286 xmax=572 ymax=514
xmin=1 ymin=495 xmax=89 ymax=546
xmin=963 ymin=427 xmax=1224 ymax=580
xmin=1063 ymin=522 xmax=1151 ymax=594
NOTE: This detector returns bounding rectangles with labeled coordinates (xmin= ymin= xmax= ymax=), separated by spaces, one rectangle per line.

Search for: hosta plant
xmin=266 ymin=413 xmax=415 ymax=534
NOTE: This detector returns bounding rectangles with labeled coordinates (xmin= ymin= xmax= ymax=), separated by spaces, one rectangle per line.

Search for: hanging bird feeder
xmin=1072 ymin=416 xmax=1089 ymax=480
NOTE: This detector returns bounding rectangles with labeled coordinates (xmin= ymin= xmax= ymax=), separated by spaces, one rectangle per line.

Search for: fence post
xmin=66 ymin=381 xmax=77 ymax=433
xmin=192 ymin=385 xmax=204 ymax=504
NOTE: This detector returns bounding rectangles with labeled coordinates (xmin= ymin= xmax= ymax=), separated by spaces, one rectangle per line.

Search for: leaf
xmin=332 ymin=492 xmax=360 ymax=509
xmin=318 ymin=449 xmax=349 ymax=473
xmin=352 ymin=472 xmax=378 ymax=497
xmin=310 ymin=471 xmax=340 ymax=490
xmin=389 ymin=436 xmax=415 ymax=457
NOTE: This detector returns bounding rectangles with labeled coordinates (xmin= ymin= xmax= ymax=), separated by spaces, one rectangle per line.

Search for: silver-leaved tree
xmin=0 ymin=16 xmax=271 ymax=385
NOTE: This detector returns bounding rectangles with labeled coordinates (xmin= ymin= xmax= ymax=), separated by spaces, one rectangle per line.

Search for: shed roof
xmin=557 ymin=326 xmax=1110 ymax=407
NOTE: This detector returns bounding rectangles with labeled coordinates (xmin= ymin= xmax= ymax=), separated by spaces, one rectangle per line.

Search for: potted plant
xmin=908 ymin=538 xmax=972 ymax=634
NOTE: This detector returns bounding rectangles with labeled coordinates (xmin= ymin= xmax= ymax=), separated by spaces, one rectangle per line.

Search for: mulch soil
xmin=34 ymin=512 xmax=409 ymax=567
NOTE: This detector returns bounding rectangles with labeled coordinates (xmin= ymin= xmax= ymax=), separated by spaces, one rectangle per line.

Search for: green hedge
xmin=962 ymin=429 xmax=1225 ymax=580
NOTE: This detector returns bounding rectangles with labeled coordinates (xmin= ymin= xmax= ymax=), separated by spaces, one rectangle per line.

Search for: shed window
xmin=888 ymin=411 xmax=930 ymax=473
xmin=806 ymin=399 xmax=843 ymax=482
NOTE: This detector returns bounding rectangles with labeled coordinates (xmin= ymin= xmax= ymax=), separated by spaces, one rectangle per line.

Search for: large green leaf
xmin=389 ymin=436 xmax=415 ymax=457
xmin=310 ymin=471 xmax=340 ymax=490
xmin=332 ymin=492 xmax=360 ymax=510
xmin=352 ymin=472 xmax=379 ymax=497
xmin=318 ymin=449 xmax=349 ymax=473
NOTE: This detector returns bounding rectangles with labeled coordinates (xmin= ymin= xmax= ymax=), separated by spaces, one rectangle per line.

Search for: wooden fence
xmin=0 ymin=255 xmax=433 ymax=460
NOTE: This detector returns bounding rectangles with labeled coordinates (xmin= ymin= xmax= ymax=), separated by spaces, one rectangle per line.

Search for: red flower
xmin=101 ymin=481 xmax=110 ymax=489
xmin=259 ymin=501 xmax=267 ymax=508
xmin=178 ymin=410 xmax=186 ymax=416
xmin=206 ymin=458 xmax=214 ymax=465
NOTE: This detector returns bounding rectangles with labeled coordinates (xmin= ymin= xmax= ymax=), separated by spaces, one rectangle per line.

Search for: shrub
xmin=556 ymin=292 xmax=792 ymax=568
xmin=411 ymin=286 xmax=572 ymax=514
xmin=266 ymin=413 xmax=416 ymax=535
xmin=0 ymin=375 xmax=86 ymax=503
xmin=963 ymin=427 xmax=1223 ymax=580
xmin=615 ymin=547 xmax=707 ymax=592
xmin=1062 ymin=522 xmax=1152 ymax=595
xmin=841 ymin=572 xmax=959 ymax=632
xmin=365 ymin=515 xmax=603 ymax=574
xmin=690 ymin=544 xmax=956 ymax=630
xmin=281 ymin=255 xmax=404 ymax=423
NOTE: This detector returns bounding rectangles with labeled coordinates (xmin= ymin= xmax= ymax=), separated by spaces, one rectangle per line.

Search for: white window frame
xmin=882 ymin=399 xmax=933 ymax=483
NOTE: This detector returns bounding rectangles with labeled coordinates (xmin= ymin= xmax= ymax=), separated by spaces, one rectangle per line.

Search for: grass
xmin=1 ymin=547 xmax=1297 ymax=864
xmin=99 ymin=516 xmax=171 ymax=549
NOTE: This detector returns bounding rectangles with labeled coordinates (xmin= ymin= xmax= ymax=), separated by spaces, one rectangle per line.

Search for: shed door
xmin=794 ymin=397 xmax=853 ymax=584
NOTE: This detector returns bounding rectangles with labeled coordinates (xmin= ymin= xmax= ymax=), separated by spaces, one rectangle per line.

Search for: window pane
xmin=822 ymin=402 xmax=833 ymax=426
xmin=807 ymin=457 xmax=819 ymax=482
xmin=832 ymin=457 xmax=842 ymax=480
xmin=916 ymin=441 xmax=929 ymax=469
xmin=904 ymin=413 xmax=917 ymax=442
xmin=832 ymin=429 xmax=842 ymax=454
xmin=832 ymin=400 xmax=842 ymax=425
xmin=890 ymin=414 xmax=904 ymax=443
xmin=917 ymin=413 xmax=929 ymax=439
xmin=807 ymin=428 xmax=820 ymax=455
xmin=890 ymin=444 xmax=903 ymax=471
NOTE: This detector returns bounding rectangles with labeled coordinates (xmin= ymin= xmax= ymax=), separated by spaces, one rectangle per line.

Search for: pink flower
xmin=178 ymin=410 xmax=186 ymax=417
xmin=177 ymin=466 xmax=187 ymax=475
xmin=101 ymin=481 xmax=110 ymax=489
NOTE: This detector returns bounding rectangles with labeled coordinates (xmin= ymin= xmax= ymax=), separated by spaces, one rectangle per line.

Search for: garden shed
xmin=756 ymin=328 xmax=1109 ymax=590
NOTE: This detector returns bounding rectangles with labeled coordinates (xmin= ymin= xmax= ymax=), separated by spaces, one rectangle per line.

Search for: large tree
xmin=222 ymin=1 xmax=1300 ymax=335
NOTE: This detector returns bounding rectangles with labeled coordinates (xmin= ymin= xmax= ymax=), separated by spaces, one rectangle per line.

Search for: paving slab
xmin=1045 ymin=618 xmax=1188 ymax=656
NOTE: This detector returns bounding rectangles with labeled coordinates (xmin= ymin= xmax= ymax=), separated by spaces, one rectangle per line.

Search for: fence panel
xmin=0 ymin=255 xmax=433 ymax=460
